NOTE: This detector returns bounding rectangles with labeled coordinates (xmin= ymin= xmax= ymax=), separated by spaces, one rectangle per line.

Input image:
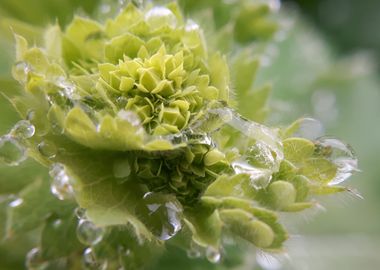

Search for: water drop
xmin=315 ymin=137 xmax=359 ymax=185
xmin=82 ymin=247 xmax=107 ymax=270
xmin=75 ymin=207 xmax=87 ymax=220
xmin=138 ymin=192 xmax=183 ymax=241
xmin=292 ymin=118 xmax=324 ymax=140
xmin=145 ymin=6 xmax=177 ymax=29
xmin=246 ymin=142 xmax=277 ymax=169
xmin=232 ymin=161 xmax=272 ymax=189
xmin=11 ymin=120 xmax=35 ymax=139
xmin=185 ymin=20 xmax=200 ymax=32
xmin=55 ymin=76 xmax=80 ymax=100
xmin=206 ymin=246 xmax=221 ymax=264
xmin=26 ymin=248 xmax=48 ymax=270
xmin=38 ymin=141 xmax=57 ymax=159
xmin=113 ymin=159 xmax=131 ymax=182
xmin=13 ymin=61 xmax=30 ymax=84
xmin=186 ymin=241 xmax=202 ymax=259
xmin=77 ymin=219 xmax=104 ymax=246
xmin=0 ymin=136 xmax=27 ymax=166
xmin=118 ymin=110 xmax=141 ymax=127
xmin=49 ymin=163 xmax=74 ymax=200
xmin=9 ymin=197 xmax=24 ymax=208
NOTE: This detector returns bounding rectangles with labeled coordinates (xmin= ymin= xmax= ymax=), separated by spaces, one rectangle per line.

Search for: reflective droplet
xmin=232 ymin=161 xmax=272 ymax=189
xmin=11 ymin=120 xmax=35 ymax=139
xmin=315 ymin=137 xmax=359 ymax=185
xmin=113 ymin=159 xmax=131 ymax=182
xmin=0 ymin=136 xmax=27 ymax=166
xmin=75 ymin=207 xmax=87 ymax=220
xmin=145 ymin=7 xmax=177 ymax=29
xmin=293 ymin=118 xmax=324 ymax=140
xmin=55 ymin=76 xmax=80 ymax=100
xmin=117 ymin=110 xmax=141 ymax=127
xmin=185 ymin=19 xmax=200 ymax=32
xmin=186 ymin=241 xmax=202 ymax=259
xmin=82 ymin=247 xmax=107 ymax=270
xmin=9 ymin=197 xmax=24 ymax=208
xmin=246 ymin=142 xmax=277 ymax=169
xmin=206 ymin=246 xmax=221 ymax=264
xmin=49 ymin=163 xmax=74 ymax=200
xmin=77 ymin=219 xmax=104 ymax=246
xmin=26 ymin=248 xmax=48 ymax=270
xmin=13 ymin=61 xmax=30 ymax=84
xmin=38 ymin=141 xmax=57 ymax=159
xmin=138 ymin=192 xmax=183 ymax=241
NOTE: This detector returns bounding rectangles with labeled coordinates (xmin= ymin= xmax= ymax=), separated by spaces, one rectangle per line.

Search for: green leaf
xmin=40 ymin=211 xmax=83 ymax=260
xmin=63 ymin=17 xmax=105 ymax=62
xmin=283 ymin=137 xmax=315 ymax=164
xmin=105 ymin=33 xmax=144 ymax=63
xmin=219 ymin=208 xmax=274 ymax=248
xmin=5 ymin=178 xmax=74 ymax=238
xmin=300 ymin=158 xmax=337 ymax=184
xmin=184 ymin=205 xmax=222 ymax=248
xmin=204 ymin=174 xmax=255 ymax=199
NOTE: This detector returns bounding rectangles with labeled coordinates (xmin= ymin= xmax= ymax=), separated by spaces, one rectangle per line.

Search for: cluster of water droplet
xmin=48 ymin=163 xmax=74 ymax=200
xmin=0 ymin=120 xmax=35 ymax=166
xmin=193 ymin=106 xmax=284 ymax=190
xmin=74 ymin=208 xmax=107 ymax=269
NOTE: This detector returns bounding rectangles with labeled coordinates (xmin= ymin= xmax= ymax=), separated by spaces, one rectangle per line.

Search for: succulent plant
xmin=0 ymin=1 xmax=359 ymax=269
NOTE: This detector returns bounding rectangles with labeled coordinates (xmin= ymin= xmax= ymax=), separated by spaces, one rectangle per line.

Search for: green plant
xmin=0 ymin=1 xmax=359 ymax=269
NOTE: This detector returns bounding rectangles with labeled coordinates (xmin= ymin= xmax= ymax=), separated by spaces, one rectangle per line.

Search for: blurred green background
xmin=0 ymin=0 xmax=379 ymax=269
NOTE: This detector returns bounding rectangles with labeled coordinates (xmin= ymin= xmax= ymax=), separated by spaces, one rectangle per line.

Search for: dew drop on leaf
xmin=117 ymin=110 xmax=141 ymax=127
xmin=26 ymin=248 xmax=48 ymax=270
xmin=185 ymin=19 xmax=200 ymax=32
xmin=8 ymin=197 xmax=24 ymax=208
xmin=76 ymin=219 xmax=104 ymax=246
xmin=138 ymin=192 xmax=183 ymax=241
xmin=49 ymin=163 xmax=74 ymax=200
xmin=38 ymin=141 xmax=57 ymax=159
xmin=75 ymin=207 xmax=87 ymax=220
xmin=206 ymin=246 xmax=221 ymax=264
xmin=13 ymin=61 xmax=30 ymax=84
xmin=315 ymin=136 xmax=359 ymax=185
xmin=145 ymin=6 xmax=177 ymax=29
xmin=55 ymin=76 xmax=79 ymax=101
xmin=11 ymin=120 xmax=35 ymax=139
xmin=186 ymin=241 xmax=202 ymax=259
xmin=0 ymin=136 xmax=27 ymax=166
xmin=82 ymin=247 xmax=107 ymax=270
xmin=293 ymin=118 xmax=324 ymax=140
xmin=232 ymin=161 xmax=272 ymax=189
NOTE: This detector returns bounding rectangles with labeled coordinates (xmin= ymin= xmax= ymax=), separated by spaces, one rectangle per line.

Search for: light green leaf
xmin=283 ymin=137 xmax=315 ymax=164
xmin=219 ymin=208 xmax=274 ymax=248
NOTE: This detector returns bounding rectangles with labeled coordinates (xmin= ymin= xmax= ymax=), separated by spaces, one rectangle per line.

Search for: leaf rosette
xmin=0 ymin=1 xmax=360 ymax=268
